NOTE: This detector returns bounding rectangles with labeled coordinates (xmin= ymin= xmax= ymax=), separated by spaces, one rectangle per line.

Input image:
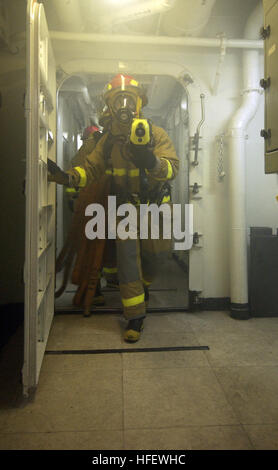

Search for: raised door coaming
xmin=23 ymin=0 xmax=56 ymax=397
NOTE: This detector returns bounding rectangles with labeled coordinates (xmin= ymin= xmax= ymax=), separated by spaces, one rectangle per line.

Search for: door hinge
xmin=193 ymin=232 xmax=203 ymax=245
xmin=260 ymin=25 xmax=271 ymax=40
xmin=192 ymin=182 xmax=201 ymax=194
xmin=260 ymin=77 xmax=271 ymax=90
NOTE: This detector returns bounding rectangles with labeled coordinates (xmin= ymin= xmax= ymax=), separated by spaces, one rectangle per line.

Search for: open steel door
xmin=262 ymin=0 xmax=278 ymax=172
xmin=23 ymin=0 xmax=56 ymax=397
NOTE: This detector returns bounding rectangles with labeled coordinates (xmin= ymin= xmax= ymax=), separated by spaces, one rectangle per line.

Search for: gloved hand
xmin=129 ymin=144 xmax=157 ymax=170
xmin=47 ymin=158 xmax=69 ymax=185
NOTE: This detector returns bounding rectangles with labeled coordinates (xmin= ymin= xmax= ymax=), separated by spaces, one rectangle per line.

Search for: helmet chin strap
xmin=136 ymin=96 xmax=142 ymax=116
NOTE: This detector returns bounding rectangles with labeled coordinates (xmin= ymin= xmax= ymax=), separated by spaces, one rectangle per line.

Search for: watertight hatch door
xmin=23 ymin=0 xmax=56 ymax=397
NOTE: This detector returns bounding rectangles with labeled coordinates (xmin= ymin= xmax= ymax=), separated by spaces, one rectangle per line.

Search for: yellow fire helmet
xmin=103 ymin=74 xmax=148 ymax=124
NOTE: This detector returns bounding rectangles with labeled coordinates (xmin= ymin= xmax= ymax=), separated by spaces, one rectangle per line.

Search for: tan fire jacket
xmin=67 ymin=124 xmax=179 ymax=202
xmin=70 ymin=135 xmax=99 ymax=168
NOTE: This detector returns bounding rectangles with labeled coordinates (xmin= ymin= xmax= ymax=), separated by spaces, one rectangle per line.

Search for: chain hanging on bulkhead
xmin=216 ymin=133 xmax=226 ymax=181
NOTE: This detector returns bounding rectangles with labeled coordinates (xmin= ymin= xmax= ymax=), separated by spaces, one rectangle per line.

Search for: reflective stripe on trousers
xmin=116 ymin=203 xmax=172 ymax=319
xmin=116 ymin=238 xmax=146 ymax=320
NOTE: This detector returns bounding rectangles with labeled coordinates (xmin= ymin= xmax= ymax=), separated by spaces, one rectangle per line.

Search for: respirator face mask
xmin=110 ymin=92 xmax=138 ymax=125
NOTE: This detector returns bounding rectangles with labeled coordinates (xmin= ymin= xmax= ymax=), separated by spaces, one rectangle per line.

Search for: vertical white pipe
xmin=227 ymin=1 xmax=262 ymax=318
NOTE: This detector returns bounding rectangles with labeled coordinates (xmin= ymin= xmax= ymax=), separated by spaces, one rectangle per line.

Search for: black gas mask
xmin=110 ymin=93 xmax=137 ymax=125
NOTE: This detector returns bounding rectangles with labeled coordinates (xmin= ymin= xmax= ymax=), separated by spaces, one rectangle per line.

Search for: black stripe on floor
xmin=45 ymin=346 xmax=209 ymax=355
xmin=54 ymin=307 xmax=189 ymax=314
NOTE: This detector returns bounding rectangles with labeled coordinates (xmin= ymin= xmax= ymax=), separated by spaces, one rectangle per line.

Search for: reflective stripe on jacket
xmin=67 ymin=124 xmax=179 ymax=200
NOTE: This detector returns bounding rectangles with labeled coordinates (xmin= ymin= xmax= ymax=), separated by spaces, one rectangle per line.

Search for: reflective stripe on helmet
xmin=130 ymin=79 xmax=139 ymax=87
xmin=106 ymin=74 xmax=139 ymax=91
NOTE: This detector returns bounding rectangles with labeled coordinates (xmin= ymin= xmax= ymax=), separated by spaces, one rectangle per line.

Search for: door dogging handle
xmin=260 ymin=129 xmax=271 ymax=139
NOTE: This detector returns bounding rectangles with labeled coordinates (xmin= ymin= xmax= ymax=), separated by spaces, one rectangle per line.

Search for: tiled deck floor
xmin=1 ymin=310 xmax=278 ymax=450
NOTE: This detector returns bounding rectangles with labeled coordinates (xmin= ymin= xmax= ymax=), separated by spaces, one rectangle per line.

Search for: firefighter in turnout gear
xmin=71 ymin=125 xmax=103 ymax=167
xmin=54 ymin=122 xmax=106 ymax=308
xmin=66 ymin=125 xmax=103 ymax=212
xmin=54 ymin=113 xmax=115 ymax=310
xmin=48 ymin=74 xmax=179 ymax=342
